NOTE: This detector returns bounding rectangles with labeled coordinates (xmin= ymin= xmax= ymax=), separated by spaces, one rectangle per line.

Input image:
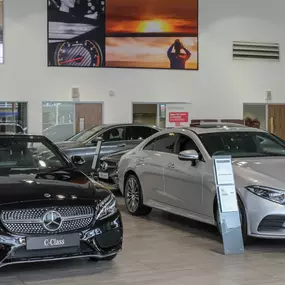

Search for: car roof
xmin=184 ymin=126 xmax=265 ymax=135
xmin=0 ymin=122 xmax=22 ymax=126
xmin=190 ymin=122 xmax=244 ymax=127
xmin=0 ymin=134 xmax=45 ymax=139
xmin=102 ymin=123 xmax=160 ymax=129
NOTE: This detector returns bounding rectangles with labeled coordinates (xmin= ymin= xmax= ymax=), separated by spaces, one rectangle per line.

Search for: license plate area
xmin=26 ymin=233 xmax=80 ymax=251
xmin=99 ymin=172 xmax=109 ymax=179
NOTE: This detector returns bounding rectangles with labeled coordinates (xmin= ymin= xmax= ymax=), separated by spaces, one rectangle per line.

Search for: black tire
xmin=89 ymin=254 xmax=117 ymax=262
xmin=216 ymin=198 xmax=250 ymax=245
xmin=124 ymin=174 xmax=152 ymax=216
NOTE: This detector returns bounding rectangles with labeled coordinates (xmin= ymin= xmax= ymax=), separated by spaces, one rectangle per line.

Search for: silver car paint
xmin=118 ymin=127 xmax=285 ymax=239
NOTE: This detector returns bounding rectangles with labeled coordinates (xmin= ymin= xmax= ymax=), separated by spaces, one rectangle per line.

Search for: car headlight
xmin=246 ymin=185 xmax=285 ymax=205
xmin=96 ymin=194 xmax=117 ymax=220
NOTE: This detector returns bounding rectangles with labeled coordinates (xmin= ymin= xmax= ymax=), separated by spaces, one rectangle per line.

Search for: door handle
xmin=118 ymin=143 xmax=126 ymax=147
xmin=167 ymin=162 xmax=175 ymax=168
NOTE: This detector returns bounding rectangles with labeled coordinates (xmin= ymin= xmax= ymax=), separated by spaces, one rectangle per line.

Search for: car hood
xmin=55 ymin=141 xmax=85 ymax=150
xmin=0 ymin=168 xmax=108 ymax=206
xmin=233 ymin=157 xmax=285 ymax=188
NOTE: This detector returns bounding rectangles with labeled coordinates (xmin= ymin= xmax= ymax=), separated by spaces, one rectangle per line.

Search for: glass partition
xmin=0 ymin=102 xmax=28 ymax=133
xmin=243 ymin=104 xmax=266 ymax=130
xmin=42 ymin=102 xmax=103 ymax=142
xmin=42 ymin=102 xmax=75 ymax=142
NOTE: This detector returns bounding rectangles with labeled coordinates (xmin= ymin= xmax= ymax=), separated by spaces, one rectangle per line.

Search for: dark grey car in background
xmin=55 ymin=124 xmax=160 ymax=175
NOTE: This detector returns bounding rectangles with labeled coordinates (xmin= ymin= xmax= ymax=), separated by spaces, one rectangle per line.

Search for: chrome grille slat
xmin=1 ymin=206 xmax=94 ymax=235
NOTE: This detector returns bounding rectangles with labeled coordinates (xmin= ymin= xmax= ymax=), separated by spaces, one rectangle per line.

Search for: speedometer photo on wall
xmin=48 ymin=0 xmax=105 ymax=67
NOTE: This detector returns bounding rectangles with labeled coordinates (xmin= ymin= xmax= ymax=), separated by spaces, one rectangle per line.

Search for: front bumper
xmin=245 ymin=191 xmax=285 ymax=238
xmin=97 ymin=169 xmax=119 ymax=190
xmin=0 ymin=211 xmax=123 ymax=268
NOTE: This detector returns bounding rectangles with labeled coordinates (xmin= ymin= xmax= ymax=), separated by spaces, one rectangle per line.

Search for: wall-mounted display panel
xmin=42 ymin=101 xmax=102 ymax=142
xmin=0 ymin=102 xmax=28 ymax=133
xmin=0 ymin=0 xmax=3 ymax=64
xmin=47 ymin=0 xmax=198 ymax=70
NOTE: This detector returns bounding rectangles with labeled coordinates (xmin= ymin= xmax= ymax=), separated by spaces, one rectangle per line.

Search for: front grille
xmin=1 ymin=206 xmax=95 ymax=235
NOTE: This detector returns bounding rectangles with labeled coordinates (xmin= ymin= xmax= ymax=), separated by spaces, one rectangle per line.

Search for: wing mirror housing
xmin=91 ymin=136 xmax=104 ymax=145
xmin=71 ymin=156 xmax=85 ymax=166
xmin=178 ymin=150 xmax=199 ymax=165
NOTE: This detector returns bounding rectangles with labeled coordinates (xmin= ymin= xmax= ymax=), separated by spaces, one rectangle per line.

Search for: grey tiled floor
xmin=2 ymin=196 xmax=285 ymax=284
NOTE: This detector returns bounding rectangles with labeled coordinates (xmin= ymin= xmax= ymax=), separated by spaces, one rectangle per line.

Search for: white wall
xmin=0 ymin=0 xmax=285 ymax=133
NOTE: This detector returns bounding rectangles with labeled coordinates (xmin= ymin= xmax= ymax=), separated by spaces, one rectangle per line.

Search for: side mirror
xmin=91 ymin=136 xmax=104 ymax=145
xmin=178 ymin=150 xmax=199 ymax=161
xmin=71 ymin=156 xmax=85 ymax=166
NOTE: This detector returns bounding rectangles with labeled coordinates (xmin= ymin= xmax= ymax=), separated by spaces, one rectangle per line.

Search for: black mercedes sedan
xmin=55 ymin=124 xmax=160 ymax=175
xmin=0 ymin=134 xmax=122 ymax=268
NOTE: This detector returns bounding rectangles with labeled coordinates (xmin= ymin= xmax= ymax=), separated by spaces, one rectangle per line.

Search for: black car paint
xmin=98 ymin=149 xmax=130 ymax=188
xmin=56 ymin=124 xmax=160 ymax=175
xmin=0 ymin=134 xmax=122 ymax=268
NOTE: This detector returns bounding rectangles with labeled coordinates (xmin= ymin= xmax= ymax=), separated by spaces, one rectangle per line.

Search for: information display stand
xmin=213 ymin=156 xmax=244 ymax=255
xmin=91 ymin=138 xmax=103 ymax=173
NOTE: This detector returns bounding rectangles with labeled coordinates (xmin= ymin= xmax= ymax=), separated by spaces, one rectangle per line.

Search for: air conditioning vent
xmin=233 ymin=41 xmax=280 ymax=61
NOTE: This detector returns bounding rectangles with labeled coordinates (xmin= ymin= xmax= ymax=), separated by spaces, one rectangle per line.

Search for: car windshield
xmin=0 ymin=124 xmax=23 ymax=133
xmin=67 ymin=126 xmax=105 ymax=142
xmin=199 ymin=131 xmax=285 ymax=158
xmin=0 ymin=136 xmax=69 ymax=175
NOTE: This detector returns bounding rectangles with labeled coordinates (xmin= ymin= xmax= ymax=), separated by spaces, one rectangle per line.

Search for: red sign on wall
xmin=169 ymin=112 xmax=189 ymax=126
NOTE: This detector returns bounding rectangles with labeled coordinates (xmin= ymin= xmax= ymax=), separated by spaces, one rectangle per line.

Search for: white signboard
xmin=218 ymin=185 xmax=239 ymax=213
xmin=214 ymin=157 xmax=235 ymax=185
xmin=165 ymin=103 xmax=191 ymax=128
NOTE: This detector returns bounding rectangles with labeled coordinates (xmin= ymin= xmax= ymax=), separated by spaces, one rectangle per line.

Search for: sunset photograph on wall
xmin=47 ymin=0 xmax=198 ymax=70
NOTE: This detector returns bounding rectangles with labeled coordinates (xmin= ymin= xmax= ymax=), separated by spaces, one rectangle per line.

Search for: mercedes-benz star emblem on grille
xmin=42 ymin=210 xmax=62 ymax=232
xmin=101 ymin=162 xmax=108 ymax=171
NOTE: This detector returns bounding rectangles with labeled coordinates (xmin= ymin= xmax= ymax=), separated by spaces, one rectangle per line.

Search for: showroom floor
xmin=2 ymin=195 xmax=285 ymax=285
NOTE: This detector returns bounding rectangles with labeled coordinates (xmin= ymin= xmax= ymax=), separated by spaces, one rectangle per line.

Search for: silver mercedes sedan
xmin=117 ymin=126 xmax=285 ymax=241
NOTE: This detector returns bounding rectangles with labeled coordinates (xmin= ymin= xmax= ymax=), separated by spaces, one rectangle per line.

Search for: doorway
xmin=243 ymin=103 xmax=266 ymax=129
xmin=268 ymin=105 xmax=285 ymax=139
xmin=75 ymin=103 xmax=102 ymax=133
xmin=42 ymin=102 xmax=103 ymax=142
xmin=132 ymin=102 xmax=190 ymax=128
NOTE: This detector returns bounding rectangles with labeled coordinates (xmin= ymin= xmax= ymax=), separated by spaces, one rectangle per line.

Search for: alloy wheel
xmin=125 ymin=177 xmax=140 ymax=213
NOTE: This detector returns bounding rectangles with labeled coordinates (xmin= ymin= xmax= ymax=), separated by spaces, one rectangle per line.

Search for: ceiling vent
xmin=233 ymin=41 xmax=280 ymax=61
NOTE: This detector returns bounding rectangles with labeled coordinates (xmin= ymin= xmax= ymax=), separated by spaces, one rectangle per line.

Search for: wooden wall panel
xmin=268 ymin=105 xmax=285 ymax=139
xmin=75 ymin=103 xmax=102 ymax=133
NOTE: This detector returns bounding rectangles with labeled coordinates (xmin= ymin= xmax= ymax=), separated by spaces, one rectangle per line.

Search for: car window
xmin=126 ymin=126 xmax=157 ymax=140
xmin=153 ymin=133 xmax=179 ymax=154
xmin=176 ymin=134 xmax=200 ymax=154
xmin=68 ymin=125 xmax=105 ymax=142
xmin=199 ymin=131 xmax=285 ymax=158
xmin=0 ymin=124 xmax=23 ymax=133
xmin=144 ymin=138 xmax=156 ymax=151
xmin=0 ymin=138 xmax=68 ymax=173
xmin=102 ymin=127 xmax=125 ymax=141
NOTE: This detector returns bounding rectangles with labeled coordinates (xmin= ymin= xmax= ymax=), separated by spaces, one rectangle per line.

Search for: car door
xmin=163 ymin=133 xmax=205 ymax=215
xmin=140 ymin=133 xmax=179 ymax=205
xmin=80 ymin=126 xmax=127 ymax=173
xmin=125 ymin=126 xmax=158 ymax=150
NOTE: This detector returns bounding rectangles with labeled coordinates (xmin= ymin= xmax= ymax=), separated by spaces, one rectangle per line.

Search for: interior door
xmin=163 ymin=134 xmax=204 ymax=214
xmin=268 ymin=105 xmax=285 ymax=139
xmin=75 ymin=103 xmax=102 ymax=133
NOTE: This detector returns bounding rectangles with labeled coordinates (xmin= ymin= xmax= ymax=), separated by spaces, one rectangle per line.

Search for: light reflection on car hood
xmin=233 ymin=157 xmax=285 ymax=188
